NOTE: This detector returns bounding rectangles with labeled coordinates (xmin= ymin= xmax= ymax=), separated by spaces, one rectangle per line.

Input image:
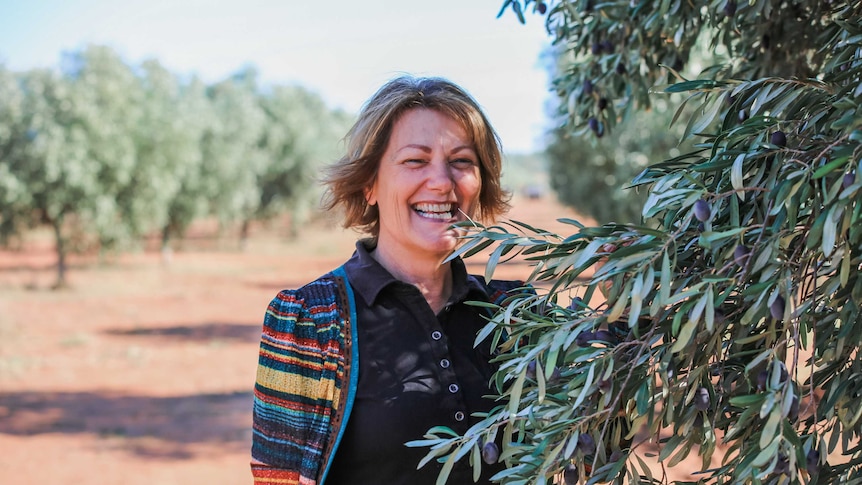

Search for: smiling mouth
xmin=413 ymin=202 xmax=457 ymax=220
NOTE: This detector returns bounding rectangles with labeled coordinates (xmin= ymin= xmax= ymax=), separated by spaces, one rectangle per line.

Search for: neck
xmin=370 ymin=241 xmax=453 ymax=314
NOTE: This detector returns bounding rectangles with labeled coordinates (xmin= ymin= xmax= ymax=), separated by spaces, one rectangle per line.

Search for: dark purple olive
xmin=536 ymin=2 xmax=547 ymax=14
xmin=600 ymin=40 xmax=614 ymax=54
xmin=761 ymin=34 xmax=771 ymax=51
xmin=697 ymin=222 xmax=705 ymax=232
xmin=778 ymin=363 xmax=788 ymax=383
xmin=723 ymin=0 xmax=737 ymax=16
xmin=598 ymin=97 xmax=608 ymax=110
xmin=577 ymin=433 xmax=596 ymax=455
xmin=576 ymin=331 xmax=595 ymax=347
xmin=588 ymin=117 xmax=604 ymax=138
xmin=757 ymin=370 xmax=768 ymax=391
xmin=738 ymin=109 xmax=749 ymax=122
xmin=481 ymin=441 xmax=499 ymax=464
xmin=775 ymin=454 xmax=789 ymax=474
xmin=615 ymin=62 xmax=627 ymax=75
xmin=609 ymin=450 xmax=623 ymax=462
xmin=593 ymin=329 xmax=617 ymax=344
xmin=789 ymin=394 xmax=800 ymax=421
xmin=583 ymin=79 xmax=594 ymax=95
xmin=693 ymin=199 xmax=711 ymax=222
xmin=734 ymin=244 xmax=750 ymax=266
xmin=563 ymin=463 xmax=579 ymax=485
xmin=591 ymin=42 xmax=602 ymax=55
xmin=549 ymin=367 xmax=562 ymax=383
xmin=693 ymin=413 xmax=704 ymax=427
xmin=526 ymin=360 xmax=537 ymax=379
xmin=770 ymin=295 xmax=785 ymax=320
xmin=569 ymin=296 xmax=584 ymax=311
xmin=694 ymin=387 xmax=710 ymax=411
xmin=806 ymin=448 xmax=819 ymax=475
xmin=843 ymin=173 xmax=856 ymax=190
xmin=770 ymin=131 xmax=787 ymax=147
xmin=725 ymin=94 xmax=737 ymax=106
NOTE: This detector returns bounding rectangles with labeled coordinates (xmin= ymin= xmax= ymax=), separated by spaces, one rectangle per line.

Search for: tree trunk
xmin=51 ymin=216 xmax=68 ymax=289
xmin=239 ymin=219 xmax=250 ymax=251
xmin=160 ymin=224 xmax=173 ymax=265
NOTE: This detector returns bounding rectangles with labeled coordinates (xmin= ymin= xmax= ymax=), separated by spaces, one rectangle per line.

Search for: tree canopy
xmin=411 ymin=1 xmax=862 ymax=484
xmin=0 ymin=45 xmax=350 ymax=286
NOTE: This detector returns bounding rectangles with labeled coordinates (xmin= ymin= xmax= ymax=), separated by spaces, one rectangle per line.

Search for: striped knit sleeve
xmin=250 ymin=284 xmax=343 ymax=485
xmin=488 ymin=279 xmax=534 ymax=305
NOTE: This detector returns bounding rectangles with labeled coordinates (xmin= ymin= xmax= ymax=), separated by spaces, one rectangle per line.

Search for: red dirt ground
xmin=1 ymin=197 xmax=599 ymax=485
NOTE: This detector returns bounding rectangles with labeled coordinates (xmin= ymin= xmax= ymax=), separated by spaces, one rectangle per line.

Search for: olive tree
xmin=0 ymin=66 xmax=30 ymax=246
xmin=1 ymin=45 xmax=142 ymax=288
xmin=546 ymin=96 xmax=690 ymax=224
xmin=64 ymin=46 xmax=144 ymax=249
xmin=201 ymin=68 xmax=267 ymax=244
xmin=118 ymin=59 xmax=203 ymax=244
xmin=159 ymin=76 xmax=213 ymax=250
xmin=251 ymin=85 xmax=350 ymax=240
xmin=411 ymin=1 xmax=862 ymax=484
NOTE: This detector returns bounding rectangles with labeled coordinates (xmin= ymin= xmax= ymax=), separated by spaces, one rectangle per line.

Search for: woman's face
xmin=366 ymin=108 xmax=482 ymax=261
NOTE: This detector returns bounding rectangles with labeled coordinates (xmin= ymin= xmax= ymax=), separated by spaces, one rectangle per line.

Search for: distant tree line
xmin=0 ymin=45 xmax=352 ymax=286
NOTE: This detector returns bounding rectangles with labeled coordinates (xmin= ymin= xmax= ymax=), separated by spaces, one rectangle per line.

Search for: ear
xmin=364 ymin=184 xmax=377 ymax=206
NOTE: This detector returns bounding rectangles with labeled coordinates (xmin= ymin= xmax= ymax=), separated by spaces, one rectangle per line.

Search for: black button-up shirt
xmin=326 ymin=241 xmax=505 ymax=484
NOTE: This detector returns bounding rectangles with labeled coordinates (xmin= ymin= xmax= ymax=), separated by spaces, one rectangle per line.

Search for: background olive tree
xmin=0 ymin=45 xmax=349 ymax=287
xmin=411 ymin=1 xmax=862 ymax=484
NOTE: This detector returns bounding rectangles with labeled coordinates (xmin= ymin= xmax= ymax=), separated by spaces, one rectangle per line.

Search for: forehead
xmin=388 ymin=108 xmax=472 ymax=144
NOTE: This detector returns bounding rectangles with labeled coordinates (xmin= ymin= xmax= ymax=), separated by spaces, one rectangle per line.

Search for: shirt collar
xmin=342 ymin=240 xmax=489 ymax=307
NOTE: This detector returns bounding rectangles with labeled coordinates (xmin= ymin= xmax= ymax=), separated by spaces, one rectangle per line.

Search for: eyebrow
xmin=395 ymin=144 xmax=476 ymax=154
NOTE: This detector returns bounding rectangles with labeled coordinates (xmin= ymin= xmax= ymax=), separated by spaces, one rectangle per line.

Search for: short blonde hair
xmin=322 ymin=75 xmax=510 ymax=237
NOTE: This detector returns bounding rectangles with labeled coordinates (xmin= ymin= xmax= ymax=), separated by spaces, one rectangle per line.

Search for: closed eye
xmin=451 ymin=158 xmax=476 ymax=167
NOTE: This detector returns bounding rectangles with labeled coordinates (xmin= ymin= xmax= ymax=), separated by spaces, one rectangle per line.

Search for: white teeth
xmin=413 ymin=203 xmax=455 ymax=219
xmin=414 ymin=203 xmax=453 ymax=213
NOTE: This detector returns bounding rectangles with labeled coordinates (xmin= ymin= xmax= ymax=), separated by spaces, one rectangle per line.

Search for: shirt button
xmin=431 ymin=331 xmax=442 ymax=341
xmin=449 ymin=383 xmax=459 ymax=394
xmin=440 ymin=359 xmax=450 ymax=369
xmin=454 ymin=411 xmax=465 ymax=422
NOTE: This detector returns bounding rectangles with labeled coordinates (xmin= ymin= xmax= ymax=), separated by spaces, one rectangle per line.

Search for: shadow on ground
xmin=0 ymin=390 xmax=253 ymax=459
xmin=103 ymin=322 xmax=261 ymax=344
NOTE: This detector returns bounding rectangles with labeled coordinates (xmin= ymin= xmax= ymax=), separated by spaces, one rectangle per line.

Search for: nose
xmin=426 ymin=159 xmax=455 ymax=192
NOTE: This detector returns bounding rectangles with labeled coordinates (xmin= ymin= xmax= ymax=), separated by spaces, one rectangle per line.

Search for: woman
xmin=251 ymin=76 xmax=525 ymax=485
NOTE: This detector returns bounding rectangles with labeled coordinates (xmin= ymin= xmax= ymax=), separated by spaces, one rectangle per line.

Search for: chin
xmin=432 ymin=233 xmax=462 ymax=255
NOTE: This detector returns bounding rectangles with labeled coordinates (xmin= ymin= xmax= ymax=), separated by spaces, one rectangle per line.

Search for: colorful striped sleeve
xmin=251 ymin=280 xmax=346 ymax=485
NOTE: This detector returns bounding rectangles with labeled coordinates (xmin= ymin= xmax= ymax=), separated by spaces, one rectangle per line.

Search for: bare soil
xmin=0 ymin=197 xmax=600 ymax=485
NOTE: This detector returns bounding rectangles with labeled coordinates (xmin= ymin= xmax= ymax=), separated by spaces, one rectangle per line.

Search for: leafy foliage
xmin=0 ymin=45 xmax=348 ymax=286
xmin=545 ymin=95 xmax=691 ymax=223
xmin=410 ymin=1 xmax=862 ymax=484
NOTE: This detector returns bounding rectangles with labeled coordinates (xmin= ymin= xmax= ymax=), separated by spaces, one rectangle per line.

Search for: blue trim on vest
xmin=318 ymin=264 xmax=359 ymax=485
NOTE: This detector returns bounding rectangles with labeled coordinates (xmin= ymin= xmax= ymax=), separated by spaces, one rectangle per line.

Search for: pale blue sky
xmin=0 ymin=0 xmax=553 ymax=153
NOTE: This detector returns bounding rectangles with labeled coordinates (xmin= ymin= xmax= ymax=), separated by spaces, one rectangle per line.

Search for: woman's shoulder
xmin=265 ymin=271 xmax=347 ymax=325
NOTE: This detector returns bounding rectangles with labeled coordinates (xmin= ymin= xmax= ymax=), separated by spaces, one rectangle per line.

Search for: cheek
xmin=457 ymin=172 xmax=482 ymax=202
xmin=454 ymin=180 xmax=482 ymax=218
